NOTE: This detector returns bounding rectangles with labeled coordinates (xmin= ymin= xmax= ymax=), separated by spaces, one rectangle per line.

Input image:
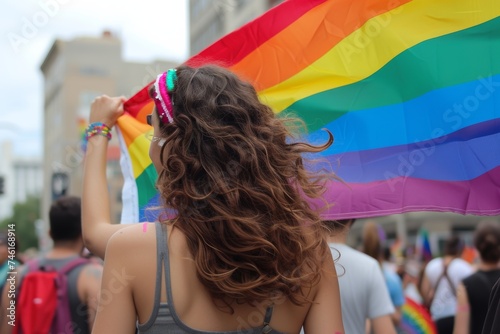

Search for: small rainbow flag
xmin=417 ymin=229 xmax=433 ymax=262
xmin=118 ymin=0 xmax=500 ymax=223
xmin=401 ymin=297 xmax=437 ymax=334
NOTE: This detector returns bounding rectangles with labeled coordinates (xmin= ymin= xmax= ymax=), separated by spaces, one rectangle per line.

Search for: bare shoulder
xmin=103 ymin=223 xmax=159 ymax=275
xmin=102 ymin=223 xmax=160 ymax=300
xmin=107 ymin=223 xmax=157 ymax=251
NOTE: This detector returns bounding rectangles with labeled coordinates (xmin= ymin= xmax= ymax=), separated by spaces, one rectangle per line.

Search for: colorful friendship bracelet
xmin=84 ymin=122 xmax=112 ymax=142
xmin=82 ymin=122 xmax=112 ymax=152
xmin=152 ymin=68 xmax=177 ymax=125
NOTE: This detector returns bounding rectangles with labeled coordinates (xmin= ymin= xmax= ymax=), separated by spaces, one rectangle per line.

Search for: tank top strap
xmin=154 ymin=222 xmax=168 ymax=298
xmin=261 ymin=305 xmax=274 ymax=333
xmin=158 ymin=223 xmax=180 ymax=321
xmin=138 ymin=222 xmax=167 ymax=329
xmin=157 ymin=222 xmax=172 ymax=296
xmin=155 ymin=222 xmax=168 ymax=259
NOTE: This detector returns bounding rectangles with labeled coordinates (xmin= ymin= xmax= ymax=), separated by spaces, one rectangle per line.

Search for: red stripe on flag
xmin=186 ymin=0 xmax=327 ymax=68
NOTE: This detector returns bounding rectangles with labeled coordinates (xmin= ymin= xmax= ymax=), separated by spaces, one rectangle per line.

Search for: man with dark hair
xmin=443 ymin=235 xmax=464 ymax=256
xmin=324 ymin=219 xmax=397 ymax=334
xmin=49 ymin=196 xmax=85 ymax=241
xmin=0 ymin=196 xmax=103 ymax=334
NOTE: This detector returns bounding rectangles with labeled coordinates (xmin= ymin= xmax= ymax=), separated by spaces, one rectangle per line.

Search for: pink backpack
xmin=14 ymin=257 xmax=89 ymax=334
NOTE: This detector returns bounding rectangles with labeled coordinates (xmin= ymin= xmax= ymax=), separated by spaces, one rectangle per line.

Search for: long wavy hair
xmin=150 ymin=64 xmax=333 ymax=310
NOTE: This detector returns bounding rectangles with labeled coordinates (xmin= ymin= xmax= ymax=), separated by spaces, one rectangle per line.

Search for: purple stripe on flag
xmin=308 ymin=165 xmax=500 ymax=219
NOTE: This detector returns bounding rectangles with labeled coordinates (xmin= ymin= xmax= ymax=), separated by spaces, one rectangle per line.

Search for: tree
xmin=0 ymin=196 xmax=40 ymax=252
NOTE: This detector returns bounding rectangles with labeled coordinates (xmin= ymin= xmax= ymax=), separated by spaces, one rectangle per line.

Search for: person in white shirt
xmin=420 ymin=235 xmax=473 ymax=334
xmin=325 ymin=219 xmax=397 ymax=334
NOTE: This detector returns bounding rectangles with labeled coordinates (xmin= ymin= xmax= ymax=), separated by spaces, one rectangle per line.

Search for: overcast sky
xmin=0 ymin=0 xmax=189 ymax=158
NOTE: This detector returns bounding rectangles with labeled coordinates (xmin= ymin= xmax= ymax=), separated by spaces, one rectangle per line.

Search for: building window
xmin=79 ymin=66 xmax=107 ymax=76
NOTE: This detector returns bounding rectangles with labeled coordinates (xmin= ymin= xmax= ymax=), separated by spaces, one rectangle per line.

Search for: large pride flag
xmin=118 ymin=0 xmax=500 ymax=223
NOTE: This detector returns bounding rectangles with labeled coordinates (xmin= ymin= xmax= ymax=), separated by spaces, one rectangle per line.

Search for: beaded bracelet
xmin=83 ymin=123 xmax=112 ymax=152
xmin=85 ymin=122 xmax=112 ymax=141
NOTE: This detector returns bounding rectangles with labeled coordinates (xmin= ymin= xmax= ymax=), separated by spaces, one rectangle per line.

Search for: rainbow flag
xmin=416 ymin=229 xmax=433 ymax=262
xmin=116 ymin=112 xmax=161 ymax=223
xmin=401 ymin=297 xmax=437 ymax=334
xmin=118 ymin=0 xmax=500 ymax=223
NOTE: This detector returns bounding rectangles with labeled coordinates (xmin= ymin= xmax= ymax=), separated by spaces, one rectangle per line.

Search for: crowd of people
xmin=0 ymin=64 xmax=499 ymax=333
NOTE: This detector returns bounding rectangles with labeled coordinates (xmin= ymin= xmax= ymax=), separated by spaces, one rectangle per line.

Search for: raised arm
xmin=82 ymin=95 xmax=129 ymax=258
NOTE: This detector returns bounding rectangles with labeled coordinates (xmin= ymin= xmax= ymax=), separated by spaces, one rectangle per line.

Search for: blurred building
xmin=40 ymin=32 xmax=178 ymax=240
xmin=190 ymin=0 xmax=284 ymax=56
xmin=0 ymin=141 xmax=42 ymax=220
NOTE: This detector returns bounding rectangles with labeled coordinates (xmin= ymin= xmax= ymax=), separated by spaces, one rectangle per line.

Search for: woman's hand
xmin=89 ymin=95 xmax=127 ymax=128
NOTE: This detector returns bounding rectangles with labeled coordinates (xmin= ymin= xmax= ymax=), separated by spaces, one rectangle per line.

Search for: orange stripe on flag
xmin=231 ymin=0 xmax=411 ymax=91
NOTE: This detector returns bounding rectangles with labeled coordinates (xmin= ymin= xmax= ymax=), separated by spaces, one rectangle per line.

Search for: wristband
xmin=83 ymin=122 xmax=112 ymax=151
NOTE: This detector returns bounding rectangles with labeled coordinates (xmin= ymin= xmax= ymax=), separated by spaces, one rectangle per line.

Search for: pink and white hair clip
xmin=152 ymin=71 xmax=174 ymax=124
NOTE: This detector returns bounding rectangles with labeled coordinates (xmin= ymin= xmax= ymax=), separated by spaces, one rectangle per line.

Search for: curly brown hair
xmin=150 ymin=64 xmax=333 ymax=310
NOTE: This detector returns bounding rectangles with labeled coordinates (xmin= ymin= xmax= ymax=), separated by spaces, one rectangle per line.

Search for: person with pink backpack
xmin=0 ymin=196 xmax=103 ymax=334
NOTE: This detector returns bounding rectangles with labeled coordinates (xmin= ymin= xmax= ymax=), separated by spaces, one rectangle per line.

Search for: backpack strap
xmin=427 ymin=259 xmax=456 ymax=308
xmin=52 ymin=257 xmax=90 ymax=334
xmin=58 ymin=257 xmax=90 ymax=275
xmin=26 ymin=257 xmax=89 ymax=276
xmin=441 ymin=261 xmax=457 ymax=297
xmin=26 ymin=258 xmax=41 ymax=272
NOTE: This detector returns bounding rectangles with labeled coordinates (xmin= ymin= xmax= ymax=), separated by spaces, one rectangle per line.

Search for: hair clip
xmin=166 ymin=69 xmax=177 ymax=92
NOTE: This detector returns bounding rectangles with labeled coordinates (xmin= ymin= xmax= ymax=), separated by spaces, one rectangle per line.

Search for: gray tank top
xmin=137 ymin=223 xmax=284 ymax=334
